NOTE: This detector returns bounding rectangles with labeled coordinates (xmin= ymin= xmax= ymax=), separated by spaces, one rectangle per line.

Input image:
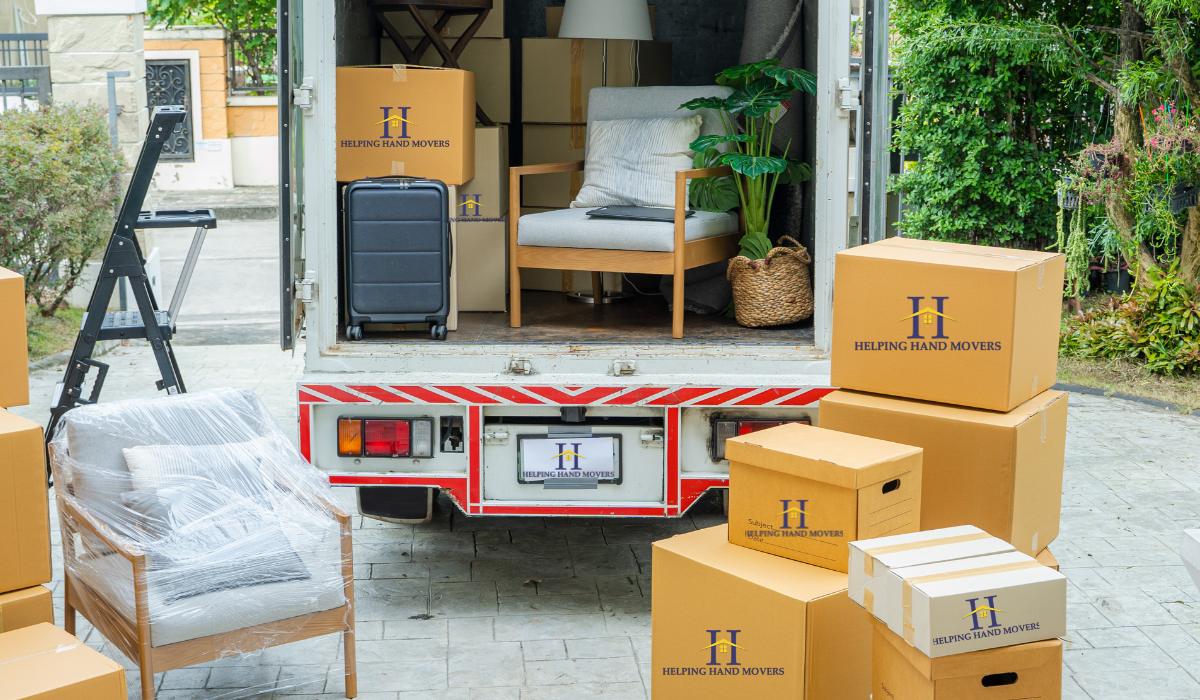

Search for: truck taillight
xmin=338 ymin=417 xmax=435 ymax=458
xmin=711 ymin=418 xmax=812 ymax=461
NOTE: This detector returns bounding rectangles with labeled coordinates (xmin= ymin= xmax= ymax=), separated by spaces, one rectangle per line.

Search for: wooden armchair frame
xmin=508 ymin=162 xmax=742 ymax=339
xmin=52 ymin=445 xmax=358 ymax=700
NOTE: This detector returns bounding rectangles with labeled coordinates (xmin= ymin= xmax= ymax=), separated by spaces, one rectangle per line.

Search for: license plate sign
xmin=519 ymin=436 xmax=620 ymax=483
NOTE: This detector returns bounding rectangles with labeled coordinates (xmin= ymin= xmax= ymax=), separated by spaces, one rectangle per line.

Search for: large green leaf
xmin=779 ymin=159 xmax=813 ymax=186
xmin=763 ymin=66 xmax=817 ymax=94
xmin=722 ymin=153 xmax=787 ymax=179
xmin=738 ymin=231 xmax=773 ymax=260
xmin=716 ymin=59 xmax=782 ymax=88
xmin=680 ymin=95 xmax=729 ymax=112
xmin=689 ymin=133 xmax=756 ymax=152
xmin=689 ymin=148 xmax=739 ymax=213
xmin=726 ymin=77 xmax=793 ymax=118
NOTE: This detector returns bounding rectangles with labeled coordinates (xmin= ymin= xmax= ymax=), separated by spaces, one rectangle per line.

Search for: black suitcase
xmin=343 ymin=178 xmax=451 ymax=341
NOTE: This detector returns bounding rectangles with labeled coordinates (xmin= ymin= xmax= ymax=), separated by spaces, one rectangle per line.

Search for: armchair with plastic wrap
xmin=48 ymin=388 xmax=357 ymax=700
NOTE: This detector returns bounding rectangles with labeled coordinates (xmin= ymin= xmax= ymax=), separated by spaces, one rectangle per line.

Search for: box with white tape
xmin=883 ymin=550 xmax=1036 ymax=636
xmin=848 ymin=525 xmax=1014 ymax=619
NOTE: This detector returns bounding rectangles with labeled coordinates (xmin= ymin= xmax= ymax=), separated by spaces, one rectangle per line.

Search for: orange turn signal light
xmin=338 ymin=418 xmax=363 ymax=456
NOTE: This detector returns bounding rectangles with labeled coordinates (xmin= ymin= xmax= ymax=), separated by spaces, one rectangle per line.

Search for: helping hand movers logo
xmin=339 ymin=106 xmax=454 ymax=150
xmin=931 ymin=594 xmax=1043 ymax=647
xmin=453 ymin=194 xmax=507 ymax=223
xmin=853 ymin=296 xmax=1003 ymax=353
xmin=522 ymin=440 xmax=616 ymax=480
xmin=660 ymin=631 xmax=785 ymax=677
xmin=744 ymin=499 xmax=844 ymax=541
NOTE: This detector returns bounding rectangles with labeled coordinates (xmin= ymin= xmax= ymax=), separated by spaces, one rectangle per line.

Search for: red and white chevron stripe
xmin=299 ymin=384 xmax=834 ymax=407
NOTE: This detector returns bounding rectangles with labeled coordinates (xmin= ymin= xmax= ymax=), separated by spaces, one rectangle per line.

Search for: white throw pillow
xmin=571 ymin=115 xmax=702 ymax=210
xmin=123 ymin=437 xmax=278 ymax=499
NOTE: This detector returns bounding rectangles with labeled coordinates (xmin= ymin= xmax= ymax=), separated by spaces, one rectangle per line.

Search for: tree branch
xmin=1085 ymin=25 xmax=1155 ymax=40
xmin=1060 ymin=25 xmax=1120 ymax=97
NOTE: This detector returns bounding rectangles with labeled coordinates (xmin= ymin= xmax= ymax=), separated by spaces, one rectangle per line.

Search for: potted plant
xmin=680 ymin=59 xmax=817 ymax=327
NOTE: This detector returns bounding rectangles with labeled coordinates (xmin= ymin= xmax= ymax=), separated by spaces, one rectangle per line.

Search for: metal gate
xmin=145 ymin=59 xmax=193 ymax=161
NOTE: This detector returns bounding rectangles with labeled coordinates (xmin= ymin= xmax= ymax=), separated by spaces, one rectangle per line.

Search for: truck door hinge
xmin=484 ymin=428 xmax=510 ymax=445
xmin=838 ymin=77 xmax=859 ymax=115
xmin=612 ymin=360 xmax=636 ymax=376
xmin=295 ymin=273 xmax=316 ymax=302
xmin=292 ymin=79 xmax=314 ymax=110
xmin=507 ymin=358 xmax=533 ymax=375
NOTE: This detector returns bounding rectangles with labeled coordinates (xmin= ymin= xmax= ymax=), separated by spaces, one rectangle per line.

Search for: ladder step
xmin=95 ymin=310 xmax=172 ymax=340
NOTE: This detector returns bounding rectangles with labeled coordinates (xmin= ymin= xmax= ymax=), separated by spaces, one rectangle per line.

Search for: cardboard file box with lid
xmin=336 ymin=65 xmax=475 ymax=184
xmin=820 ymin=389 xmax=1069 ymax=555
xmin=0 ymin=622 xmax=127 ymax=700
xmin=849 ymin=526 xmax=1016 ymax=619
xmin=652 ymin=525 xmax=870 ymax=700
xmin=724 ymin=423 xmax=923 ymax=573
xmin=521 ymin=38 xmax=672 ymax=124
xmin=0 ymin=267 xmax=28 ymax=408
xmin=831 ymin=238 xmax=1066 ymax=412
xmin=0 ymin=585 xmax=52 ymax=632
xmin=381 ymin=38 xmax=512 ymax=123
xmin=0 ymin=409 xmax=51 ymax=595
xmin=871 ymin=617 xmax=1063 ymax=700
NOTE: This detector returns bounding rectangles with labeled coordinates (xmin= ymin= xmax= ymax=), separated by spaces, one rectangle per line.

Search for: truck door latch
xmin=507 ymin=359 xmax=533 ymax=375
xmin=838 ymin=77 xmax=859 ymax=114
xmin=640 ymin=430 xmax=664 ymax=448
xmin=613 ymin=360 xmax=636 ymax=376
xmin=484 ymin=428 xmax=509 ymax=445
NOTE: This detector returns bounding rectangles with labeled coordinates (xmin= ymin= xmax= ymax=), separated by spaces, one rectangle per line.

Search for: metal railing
xmin=0 ymin=33 xmax=48 ymax=67
xmin=227 ymin=28 xmax=278 ymax=95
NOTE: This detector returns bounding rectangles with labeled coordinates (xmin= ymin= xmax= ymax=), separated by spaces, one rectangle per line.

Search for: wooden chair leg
xmin=140 ymin=661 xmax=155 ymax=700
xmin=590 ymin=271 xmax=604 ymax=301
xmin=510 ymin=272 xmax=522 ymax=328
xmin=344 ymin=627 xmax=358 ymax=698
xmin=672 ymin=258 xmax=685 ymax=339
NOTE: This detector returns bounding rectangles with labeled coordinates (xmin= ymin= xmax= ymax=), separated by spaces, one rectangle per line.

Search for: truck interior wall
xmin=800 ymin=0 xmax=818 ymax=252
xmin=335 ymin=0 xmax=379 ymax=67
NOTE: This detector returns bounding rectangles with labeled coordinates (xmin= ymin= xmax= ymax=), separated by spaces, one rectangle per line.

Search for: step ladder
xmin=47 ymin=106 xmax=217 ymax=440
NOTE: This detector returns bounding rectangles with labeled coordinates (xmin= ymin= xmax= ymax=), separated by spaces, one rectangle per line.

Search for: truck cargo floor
xmin=359 ymin=290 xmax=815 ymax=345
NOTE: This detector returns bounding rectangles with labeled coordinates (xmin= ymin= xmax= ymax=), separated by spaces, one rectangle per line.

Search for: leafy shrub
xmin=0 ymin=104 xmax=123 ymax=316
xmin=1061 ymin=261 xmax=1200 ymax=375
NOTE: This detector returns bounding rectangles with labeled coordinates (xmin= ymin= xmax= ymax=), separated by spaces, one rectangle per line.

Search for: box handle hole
xmin=981 ymin=672 xmax=1018 ymax=687
xmin=882 ymin=479 xmax=900 ymax=494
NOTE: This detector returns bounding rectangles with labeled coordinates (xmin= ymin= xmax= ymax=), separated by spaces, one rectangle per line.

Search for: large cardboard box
xmin=0 ymin=409 xmax=50 ymax=595
xmin=652 ymin=525 xmax=871 ymax=700
xmin=848 ymin=526 xmax=1015 ymax=619
xmin=0 ymin=268 xmax=28 ymax=408
xmin=820 ymin=389 xmax=1069 ymax=556
xmin=831 ymin=238 xmax=1065 ymax=412
xmin=460 ymin=125 xmax=509 ymax=217
xmin=457 ymin=221 xmax=507 ymax=312
xmin=521 ymin=123 xmax=584 ymax=208
xmin=521 ymin=38 xmax=672 ymax=124
xmin=889 ymin=552 xmax=1066 ymax=656
xmin=382 ymin=0 xmax=504 ymax=39
xmin=872 ymin=617 xmax=1062 ymax=700
xmin=724 ymin=423 xmax=922 ymax=573
xmin=546 ymin=5 xmax=656 ymax=37
xmin=381 ymin=38 xmax=512 ymax=124
xmin=336 ymin=65 xmax=475 ymax=184
xmin=0 ymin=623 xmax=127 ymax=699
xmin=0 ymin=585 xmax=52 ymax=632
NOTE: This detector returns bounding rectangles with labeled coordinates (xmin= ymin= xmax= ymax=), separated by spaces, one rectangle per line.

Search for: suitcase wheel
xmin=347 ymin=325 xmax=363 ymax=341
xmin=431 ymin=324 xmax=447 ymax=341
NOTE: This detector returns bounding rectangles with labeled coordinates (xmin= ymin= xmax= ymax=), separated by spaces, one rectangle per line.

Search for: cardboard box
xmin=546 ymin=5 xmax=656 ymax=37
xmin=381 ymin=0 xmax=504 ymax=39
xmin=336 ymin=65 xmax=475 ymax=184
xmin=459 ymin=125 xmax=509 ymax=217
xmin=0 ymin=409 xmax=50 ymax=595
xmin=724 ymin=423 xmax=922 ymax=573
xmin=0 ymin=268 xmax=28 ymax=408
xmin=0 ymin=623 xmax=127 ymax=699
xmin=894 ymin=553 xmax=1066 ymax=656
xmin=1035 ymin=546 xmax=1058 ymax=571
xmin=872 ymin=617 xmax=1062 ymax=700
xmin=848 ymin=526 xmax=1015 ymax=619
xmin=881 ymin=551 xmax=1037 ymax=636
xmin=830 ymin=238 xmax=1065 ymax=412
xmin=819 ymin=389 xmax=1069 ymax=556
xmin=521 ymin=38 xmax=672 ymax=124
xmin=0 ymin=585 xmax=52 ymax=632
xmin=521 ymin=123 xmax=585 ymax=208
xmin=381 ymin=38 xmax=512 ymax=124
xmin=457 ymin=221 xmax=508 ymax=312
xmin=652 ymin=525 xmax=871 ymax=700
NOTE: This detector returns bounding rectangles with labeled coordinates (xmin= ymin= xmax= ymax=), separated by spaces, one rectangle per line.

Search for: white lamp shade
xmin=558 ymin=0 xmax=653 ymax=41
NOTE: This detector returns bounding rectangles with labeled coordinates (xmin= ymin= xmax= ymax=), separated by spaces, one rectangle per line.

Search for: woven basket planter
xmin=726 ymin=236 xmax=814 ymax=328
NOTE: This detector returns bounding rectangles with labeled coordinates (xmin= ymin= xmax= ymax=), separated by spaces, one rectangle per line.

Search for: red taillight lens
xmin=364 ymin=419 xmax=412 ymax=457
xmin=712 ymin=418 xmax=812 ymax=461
xmin=737 ymin=420 xmax=785 ymax=435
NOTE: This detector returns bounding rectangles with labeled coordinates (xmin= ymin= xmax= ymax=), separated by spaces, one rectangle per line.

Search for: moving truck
xmin=278 ymin=0 xmax=895 ymax=521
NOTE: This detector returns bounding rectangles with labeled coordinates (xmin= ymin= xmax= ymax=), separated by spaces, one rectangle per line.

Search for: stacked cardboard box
xmin=0 ymin=623 xmax=127 ymax=699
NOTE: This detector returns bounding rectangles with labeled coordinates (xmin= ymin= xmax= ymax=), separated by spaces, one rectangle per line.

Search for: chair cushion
xmin=123 ymin=437 xmax=278 ymax=502
xmin=571 ymin=116 xmax=701 ymax=209
xmin=518 ymin=207 xmax=739 ymax=253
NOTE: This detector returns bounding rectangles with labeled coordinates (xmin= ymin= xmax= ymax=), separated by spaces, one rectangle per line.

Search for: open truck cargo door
xmin=279 ymin=0 xmax=309 ymax=351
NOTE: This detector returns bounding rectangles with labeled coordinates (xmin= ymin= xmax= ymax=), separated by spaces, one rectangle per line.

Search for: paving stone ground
xmin=14 ymin=343 xmax=1200 ymax=699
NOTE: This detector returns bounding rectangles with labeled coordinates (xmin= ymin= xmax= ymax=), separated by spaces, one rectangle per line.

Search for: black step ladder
xmin=47 ymin=106 xmax=218 ymax=440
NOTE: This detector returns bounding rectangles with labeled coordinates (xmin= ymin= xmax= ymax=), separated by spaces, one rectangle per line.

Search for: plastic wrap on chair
xmin=49 ymin=387 xmax=352 ymax=667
